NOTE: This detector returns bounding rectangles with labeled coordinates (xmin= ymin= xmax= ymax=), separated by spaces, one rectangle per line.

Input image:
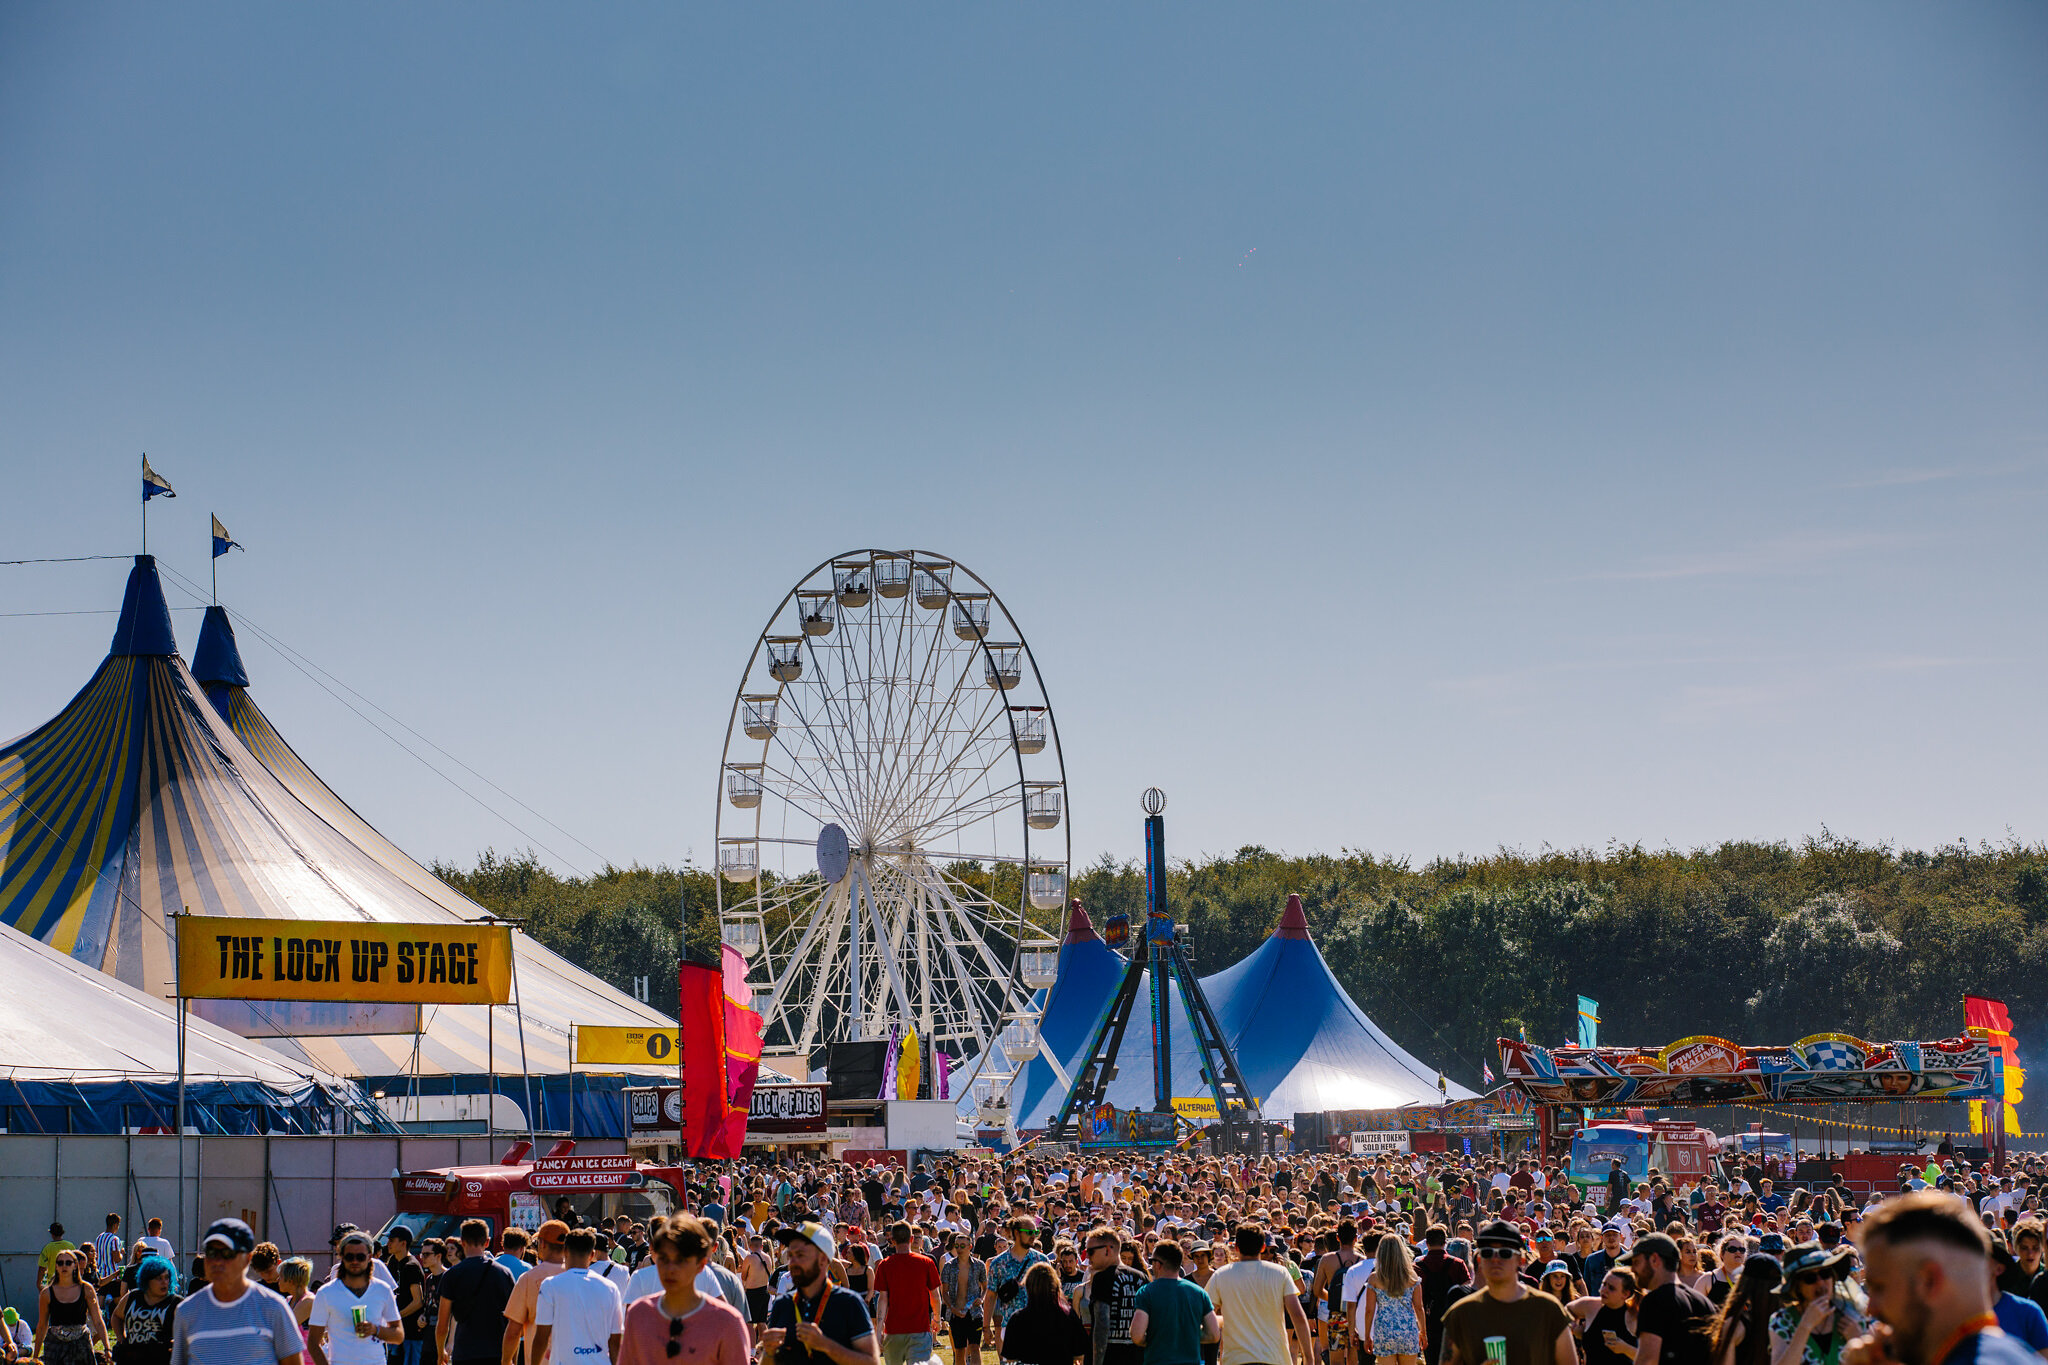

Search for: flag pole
xmin=141 ymin=454 xmax=148 ymax=555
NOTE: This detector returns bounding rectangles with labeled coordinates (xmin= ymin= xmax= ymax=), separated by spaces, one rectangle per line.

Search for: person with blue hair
xmin=113 ymin=1255 xmax=183 ymax=1365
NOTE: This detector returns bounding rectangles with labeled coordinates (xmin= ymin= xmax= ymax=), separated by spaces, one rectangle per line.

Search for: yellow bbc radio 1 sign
xmin=176 ymin=916 xmax=513 ymax=1005
xmin=576 ymin=1026 xmax=681 ymax=1066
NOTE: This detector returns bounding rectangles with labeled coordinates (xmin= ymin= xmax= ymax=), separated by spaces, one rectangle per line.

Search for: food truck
xmin=1569 ymin=1119 xmax=1718 ymax=1201
xmin=379 ymin=1140 xmax=694 ymax=1247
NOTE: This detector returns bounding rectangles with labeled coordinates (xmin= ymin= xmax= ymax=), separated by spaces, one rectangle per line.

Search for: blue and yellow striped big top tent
xmin=0 ymin=555 xmax=673 ymax=1082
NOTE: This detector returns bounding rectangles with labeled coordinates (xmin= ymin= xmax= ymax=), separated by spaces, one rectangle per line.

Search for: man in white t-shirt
xmin=532 ymin=1230 xmax=623 ymax=1365
xmin=138 ymin=1218 xmax=176 ymax=1266
xmin=1210 ymin=1227 xmax=1312 ymax=1365
xmin=308 ymin=1232 xmax=404 ymax=1365
xmin=1488 ymin=1166 xmax=1512 ymax=1195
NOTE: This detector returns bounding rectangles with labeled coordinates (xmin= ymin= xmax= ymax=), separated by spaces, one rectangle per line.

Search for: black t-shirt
xmin=389 ymin=1256 xmax=430 ymax=1341
xmin=1582 ymin=1303 xmax=1638 ymax=1365
xmin=437 ymin=1255 xmax=516 ymax=1364
xmin=1082 ymin=1266 xmax=1145 ymax=1365
xmin=116 ymin=1291 xmax=182 ymax=1365
xmin=1637 ymin=1280 xmax=1713 ymax=1365
xmin=767 ymin=1285 xmax=874 ymax=1365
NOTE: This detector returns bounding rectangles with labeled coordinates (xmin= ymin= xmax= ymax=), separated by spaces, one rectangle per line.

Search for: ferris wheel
xmin=714 ymin=550 xmax=1068 ymax=1099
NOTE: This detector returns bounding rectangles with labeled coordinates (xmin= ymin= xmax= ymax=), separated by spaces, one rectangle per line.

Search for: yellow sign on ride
xmin=576 ymin=1026 xmax=679 ymax=1065
xmin=176 ymin=916 xmax=513 ymax=1005
xmin=1170 ymin=1096 xmax=1219 ymax=1121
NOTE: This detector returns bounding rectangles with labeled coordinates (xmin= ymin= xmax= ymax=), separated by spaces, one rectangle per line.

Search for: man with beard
xmin=1073 ymin=1229 xmax=1146 ymax=1365
xmin=762 ymin=1224 xmax=879 ymax=1365
xmin=1843 ymin=1194 xmax=2037 ymax=1365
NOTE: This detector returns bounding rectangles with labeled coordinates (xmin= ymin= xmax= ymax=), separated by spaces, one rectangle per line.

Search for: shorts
xmin=884 ymin=1334 xmax=935 ymax=1365
xmin=747 ymin=1287 xmax=771 ymax=1324
xmin=949 ymin=1315 xmax=985 ymax=1347
xmin=1329 ymin=1314 xmax=1354 ymax=1352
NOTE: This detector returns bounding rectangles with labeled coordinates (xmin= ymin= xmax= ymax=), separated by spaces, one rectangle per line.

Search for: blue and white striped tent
xmin=0 ymin=556 xmax=674 ymax=1082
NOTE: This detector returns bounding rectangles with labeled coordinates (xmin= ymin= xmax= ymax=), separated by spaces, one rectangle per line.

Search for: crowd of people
xmin=15 ymin=1146 xmax=2048 ymax=1365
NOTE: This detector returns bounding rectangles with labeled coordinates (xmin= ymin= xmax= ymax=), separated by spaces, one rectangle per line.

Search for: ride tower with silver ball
xmin=1045 ymin=788 xmax=1265 ymax=1154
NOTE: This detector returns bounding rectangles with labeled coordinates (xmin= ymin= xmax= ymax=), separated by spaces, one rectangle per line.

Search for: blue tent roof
xmin=1016 ymin=895 xmax=1474 ymax=1126
xmin=1003 ymin=903 xmax=1128 ymax=1123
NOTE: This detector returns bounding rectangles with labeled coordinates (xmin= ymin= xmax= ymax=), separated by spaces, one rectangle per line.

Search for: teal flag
xmin=1577 ymin=995 xmax=1600 ymax=1049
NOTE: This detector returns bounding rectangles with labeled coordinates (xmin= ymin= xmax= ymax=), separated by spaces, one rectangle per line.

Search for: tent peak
xmin=1275 ymin=894 xmax=1310 ymax=940
xmin=1063 ymin=899 xmax=1099 ymax=944
xmin=111 ymin=555 xmax=177 ymax=657
xmin=192 ymin=605 xmax=250 ymax=690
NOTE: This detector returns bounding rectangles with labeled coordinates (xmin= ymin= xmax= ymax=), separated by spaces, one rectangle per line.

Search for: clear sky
xmin=3 ymin=4 xmax=2044 ymax=877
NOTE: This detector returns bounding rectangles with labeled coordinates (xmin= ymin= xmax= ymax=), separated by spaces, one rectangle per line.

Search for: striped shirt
xmin=96 ymin=1232 xmax=126 ymax=1278
xmin=168 ymin=1282 xmax=303 ymax=1365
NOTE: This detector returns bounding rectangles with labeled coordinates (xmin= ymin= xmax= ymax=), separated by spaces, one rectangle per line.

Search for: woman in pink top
xmin=618 ymin=1216 xmax=751 ymax=1365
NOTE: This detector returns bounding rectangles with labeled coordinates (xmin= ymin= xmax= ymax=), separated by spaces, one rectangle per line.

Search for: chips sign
xmin=576 ymin=1026 xmax=679 ymax=1066
xmin=175 ymin=916 xmax=512 ymax=1005
xmin=626 ymin=1083 xmax=827 ymax=1140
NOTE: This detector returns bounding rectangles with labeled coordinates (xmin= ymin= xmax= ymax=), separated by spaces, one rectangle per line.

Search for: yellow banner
xmin=576 ymin=1026 xmax=680 ymax=1066
xmin=176 ymin=917 xmax=512 ymax=1004
xmin=1171 ymin=1097 xmax=1219 ymax=1120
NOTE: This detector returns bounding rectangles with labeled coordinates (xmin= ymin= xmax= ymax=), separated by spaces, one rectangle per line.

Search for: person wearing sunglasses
xmin=1437 ymin=1222 xmax=1575 ymax=1365
xmin=36 ymin=1243 xmax=112 ymax=1365
xmin=615 ymin=1217 xmax=747 ymax=1365
xmin=308 ymin=1232 xmax=404 ymax=1365
xmin=166 ymin=1219 xmax=305 ymax=1365
xmin=1768 ymin=1244 xmax=1866 ymax=1365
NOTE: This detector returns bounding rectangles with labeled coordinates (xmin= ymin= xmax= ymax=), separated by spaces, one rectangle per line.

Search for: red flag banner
xmin=1966 ymin=995 xmax=2014 ymax=1036
xmin=1964 ymin=995 xmax=2023 ymax=1138
xmin=680 ymin=949 xmax=768 ymax=1160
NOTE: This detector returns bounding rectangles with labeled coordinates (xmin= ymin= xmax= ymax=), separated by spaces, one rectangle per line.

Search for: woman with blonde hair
xmin=1358 ymin=1233 xmax=1425 ymax=1365
xmin=276 ymin=1258 xmax=316 ymax=1345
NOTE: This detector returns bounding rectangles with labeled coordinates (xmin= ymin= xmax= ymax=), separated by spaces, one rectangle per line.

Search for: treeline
xmin=435 ymin=833 xmax=2048 ymax=1117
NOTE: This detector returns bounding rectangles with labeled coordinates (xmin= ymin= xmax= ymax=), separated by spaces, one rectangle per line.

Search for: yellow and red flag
xmin=1965 ymin=995 xmax=2024 ymax=1137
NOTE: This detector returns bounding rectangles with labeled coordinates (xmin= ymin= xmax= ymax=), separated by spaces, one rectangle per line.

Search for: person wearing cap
xmin=762 ymin=1223 xmax=878 ymax=1365
xmin=1846 ymin=1191 xmax=2039 ymax=1365
xmin=502 ymin=1222 xmax=570 ymax=1365
xmin=168 ymin=1220 xmax=305 ymax=1365
xmin=1624 ymin=1233 xmax=1711 ymax=1365
xmin=1436 ymin=1222 xmax=1573 ymax=1365
xmin=1587 ymin=1228 xmax=1627 ymax=1290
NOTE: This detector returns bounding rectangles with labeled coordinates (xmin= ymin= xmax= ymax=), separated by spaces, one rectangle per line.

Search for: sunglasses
xmin=666 ymin=1317 xmax=687 ymax=1358
xmin=341 ymin=1252 xmax=370 ymax=1263
xmin=1793 ymin=1271 xmax=1823 ymax=1286
xmin=1475 ymin=1248 xmax=1518 ymax=1260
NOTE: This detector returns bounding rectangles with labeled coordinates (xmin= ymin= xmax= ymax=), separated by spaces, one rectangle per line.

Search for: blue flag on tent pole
xmin=142 ymin=456 xmax=175 ymax=501
xmin=1577 ymin=995 xmax=1600 ymax=1049
xmin=211 ymin=515 xmax=241 ymax=559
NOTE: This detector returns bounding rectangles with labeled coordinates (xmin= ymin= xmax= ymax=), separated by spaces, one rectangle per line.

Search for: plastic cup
xmin=1484 ymin=1336 xmax=1508 ymax=1365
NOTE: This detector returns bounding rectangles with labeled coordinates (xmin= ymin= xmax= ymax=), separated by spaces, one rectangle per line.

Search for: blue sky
xmin=3 ymin=4 xmax=2044 ymax=875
